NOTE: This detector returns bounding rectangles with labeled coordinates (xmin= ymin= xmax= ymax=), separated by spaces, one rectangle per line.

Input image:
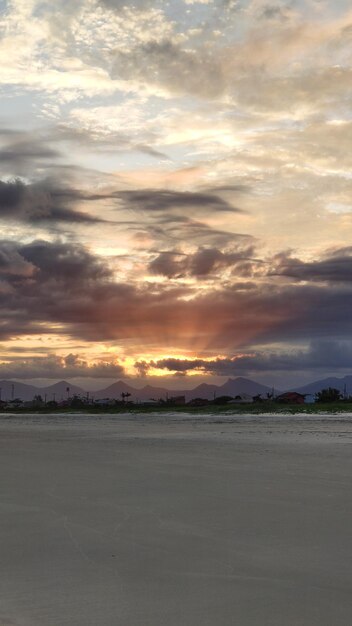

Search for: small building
xmin=276 ymin=392 xmax=305 ymax=405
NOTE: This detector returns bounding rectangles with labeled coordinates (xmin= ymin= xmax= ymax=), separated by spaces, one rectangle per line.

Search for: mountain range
xmin=0 ymin=380 xmax=85 ymax=402
xmin=0 ymin=377 xmax=274 ymax=402
xmin=93 ymin=377 xmax=275 ymax=402
xmin=295 ymin=375 xmax=352 ymax=396
xmin=1 ymin=374 xmax=352 ymax=403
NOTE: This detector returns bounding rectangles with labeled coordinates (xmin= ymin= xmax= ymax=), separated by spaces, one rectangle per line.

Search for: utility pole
xmin=11 ymin=383 xmax=14 ymax=400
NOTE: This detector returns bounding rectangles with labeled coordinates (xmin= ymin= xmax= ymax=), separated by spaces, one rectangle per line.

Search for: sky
xmin=0 ymin=0 xmax=352 ymax=389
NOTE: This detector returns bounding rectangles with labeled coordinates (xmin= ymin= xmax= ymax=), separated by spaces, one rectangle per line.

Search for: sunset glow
xmin=1 ymin=0 xmax=352 ymax=388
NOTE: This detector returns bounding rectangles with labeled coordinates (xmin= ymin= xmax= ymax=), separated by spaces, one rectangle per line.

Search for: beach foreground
xmin=1 ymin=413 xmax=352 ymax=626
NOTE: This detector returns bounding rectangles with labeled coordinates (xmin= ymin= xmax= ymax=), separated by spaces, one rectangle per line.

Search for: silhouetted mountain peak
xmin=295 ymin=375 xmax=352 ymax=395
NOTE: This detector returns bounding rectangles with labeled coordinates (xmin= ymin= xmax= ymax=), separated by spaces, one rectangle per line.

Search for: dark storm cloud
xmin=149 ymin=244 xmax=256 ymax=278
xmin=0 ymin=242 xmax=35 ymax=280
xmin=146 ymin=217 xmax=246 ymax=247
xmin=135 ymin=340 xmax=352 ymax=377
xmin=0 ymin=239 xmax=136 ymax=340
xmin=206 ymin=184 xmax=251 ymax=194
xmin=2 ymin=239 xmax=352 ymax=355
xmin=0 ymin=141 xmax=59 ymax=165
xmin=189 ymin=246 xmax=254 ymax=277
xmin=18 ymin=240 xmax=112 ymax=283
xmin=270 ymin=248 xmax=352 ymax=283
xmin=133 ymin=355 xmax=248 ymax=376
xmin=138 ymin=354 xmax=286 ymax=376
xmin=0 ymin=353 xmax=125 ymax=380
xmin=0 ymin=179 xmax=106 ymax=224
xmin=136 ymin=357 xmax=206 ymax=374
xmin=116 ymin=189 xmax=240 ymax=213
xmin=0 ymin=136 xmax=61 ymax=174
xmin=0 ymin=238 xmax=112 ymax=297
xmin=148 ymin=251 xmax=187 ymax=279
xmin=105 ymin=188 xmax=246 ymax=246
xmin=296 ymin=340 xmax=352 ymax=371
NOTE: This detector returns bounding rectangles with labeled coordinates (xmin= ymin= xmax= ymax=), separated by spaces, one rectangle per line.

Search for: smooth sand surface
xmin=1 ymin=412 xmax=352 ymax=626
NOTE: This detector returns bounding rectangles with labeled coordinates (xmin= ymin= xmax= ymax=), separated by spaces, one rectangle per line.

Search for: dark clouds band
xmin=1 ymin=239 xmax=352 ymax=353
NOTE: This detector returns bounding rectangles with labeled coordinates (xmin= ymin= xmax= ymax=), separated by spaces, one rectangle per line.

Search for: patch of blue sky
xmin=57 ymin=90 xmax=136 ymax=116
xmin=0 ymin=89 xmax=49 ymax=131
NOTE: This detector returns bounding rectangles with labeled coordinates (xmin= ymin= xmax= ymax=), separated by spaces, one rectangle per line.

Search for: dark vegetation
xmin=314 ymin=387 xmax=342 ymax=403
xmin=1 ymin=389 xmax=352 ymax=415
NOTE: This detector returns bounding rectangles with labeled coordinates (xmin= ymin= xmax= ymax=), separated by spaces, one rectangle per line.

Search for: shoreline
xmin=2 ymin=401 xmax=352 ymax=415
xmin=2 ymin=407 xmax=352 ymax=418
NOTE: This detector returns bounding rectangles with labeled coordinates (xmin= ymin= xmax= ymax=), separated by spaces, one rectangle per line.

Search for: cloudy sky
xmin=0 ymin=0 xmax=351 ymax=389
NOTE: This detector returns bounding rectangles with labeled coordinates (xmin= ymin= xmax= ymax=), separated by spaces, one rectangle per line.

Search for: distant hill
xmin=218 ymin=377 xmax=276 ymax=398
xmin=94 ymin=380 xmax=144 ymax=401
xmin=0 ymin=380 xmax=39 ymax=402
xmin=94 ymin=377 xmax=276 ymax=402
xmin=0 ymin=376 xmax=282 ymax=403
xmin=42 ymin=381 xmax=86 ymax=401
xmin=183 ymin=382 xmax=219 ymax=401
xmin=180 ymin=378 xmax=277 ymax=401
xmin=94 ymin=381 xmax=180 ymax=402
xmin=138 ymin=384 xmax=173 ymax=401
xmin=295 ymin=375 xmax=352 ymax=396
xmin=0 ymin=380 xmax=86 ymax=402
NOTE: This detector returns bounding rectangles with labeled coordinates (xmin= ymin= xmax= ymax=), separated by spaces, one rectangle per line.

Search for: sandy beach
xmin=1 ymin=412 xmax=352 ymax=626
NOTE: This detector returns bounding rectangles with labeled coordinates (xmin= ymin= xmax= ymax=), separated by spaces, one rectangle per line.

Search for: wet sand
xmin=1 ymin=412 xmax=352 ymax=626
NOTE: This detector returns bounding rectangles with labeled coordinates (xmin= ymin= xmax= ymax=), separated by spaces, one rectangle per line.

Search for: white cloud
xmin=184 ymin=0 xmax=213 ymax=4
xmin=326 ymin=202 xmax=352 ymax=214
